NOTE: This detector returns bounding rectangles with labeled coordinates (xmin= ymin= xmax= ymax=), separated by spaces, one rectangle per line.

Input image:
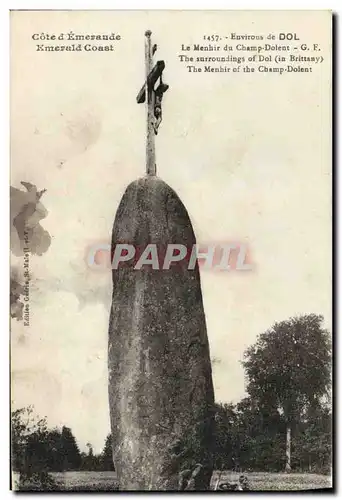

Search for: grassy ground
xmin=52 ymin=471 xmax=119 ymax=491
xmin=13 ymin=470 xmax=332 ymax=491
xmin=47 ymin=470 xmax=332 ymax=491
xmin=211 ymin=471 xmax=332 ymax=491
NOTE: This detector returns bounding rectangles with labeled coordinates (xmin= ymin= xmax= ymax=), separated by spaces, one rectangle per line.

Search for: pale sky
xmin=11 ymin=10 xmax=331 ymax=453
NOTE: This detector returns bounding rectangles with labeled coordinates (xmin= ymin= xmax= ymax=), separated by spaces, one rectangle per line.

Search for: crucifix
xmin=136 ymin=30 xmax=169 ymax=176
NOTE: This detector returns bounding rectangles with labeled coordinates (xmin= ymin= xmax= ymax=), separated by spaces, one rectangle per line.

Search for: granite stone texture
xmin=108 ymin=176 xmax=215 ymax=491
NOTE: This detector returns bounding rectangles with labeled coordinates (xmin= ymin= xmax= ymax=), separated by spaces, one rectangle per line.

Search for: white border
xmin=3 ymin=1 xmax=342 ymax=9
xmin=2 ymin=1 xmax=340 ymax=498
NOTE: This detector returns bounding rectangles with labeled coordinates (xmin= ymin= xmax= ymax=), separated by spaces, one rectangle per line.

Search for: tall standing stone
xmin=108 ymin=176 xmax=215 ymax=490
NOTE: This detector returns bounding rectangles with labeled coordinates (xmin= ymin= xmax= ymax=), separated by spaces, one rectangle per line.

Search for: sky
xmin=10 ymin=10 xmax=331 ymax=453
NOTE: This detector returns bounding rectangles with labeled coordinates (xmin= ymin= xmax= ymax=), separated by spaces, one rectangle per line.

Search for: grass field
xmin=211 ymin=471 xmax=332 ymax=491
xmin=43 ymin=470 xmax=332 ymax=491
xmin=52 ymin=471 xmax=119 ymax=491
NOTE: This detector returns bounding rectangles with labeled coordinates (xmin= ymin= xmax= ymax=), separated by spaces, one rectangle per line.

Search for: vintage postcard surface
xmin=10 ymin=10 xmax=332 ymax=491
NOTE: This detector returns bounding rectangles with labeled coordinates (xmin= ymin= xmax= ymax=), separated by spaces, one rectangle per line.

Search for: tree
xmin=60 ymin=426 xmax=81 ymax=470
xmin=213 ymin=403 xmax=237 ymax=470
xmin=80 ymin=442 xmax=100 ymax=471
xmin=11 ymin=406 xmax=48 ymax=473
xmin=86 ymin=442 xmax=93 ymax=456
xmin=45 ymin=429 xmax=64 ymax=472
xmin=11 ymin=406 xmax=59 ymax=490
xmin=233 ymin=397 xmax=284 ymax=472
xmin=242 ymin=314 xmax=331 ymax=472
xmin=292 ymin=402 xmax=332 ymax=473
xmin=100 ymin=434 xmax=115 ymax=471
xmin=11 ymin=407 xmax=31 ymax=472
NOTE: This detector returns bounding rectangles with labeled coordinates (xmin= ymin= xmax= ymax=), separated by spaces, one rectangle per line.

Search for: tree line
xmin=11 ymin=313 xmax=332 ymax=483
xmin=11 ymin=407 xmax=114 ymax=475
xmin=213 ymin=397 xmax=331 ymax=474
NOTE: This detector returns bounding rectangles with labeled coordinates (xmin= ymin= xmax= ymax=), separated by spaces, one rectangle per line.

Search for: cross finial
xmin=136 ymin=32 xmax=169 ymax=176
